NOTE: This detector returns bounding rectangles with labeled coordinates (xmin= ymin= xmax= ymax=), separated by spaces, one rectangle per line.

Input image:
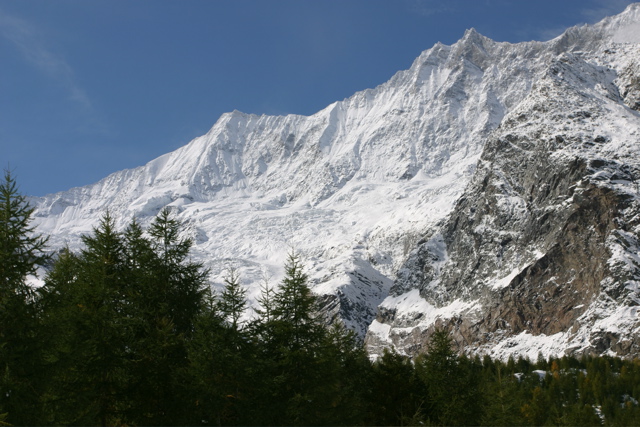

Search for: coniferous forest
xmin=3 ymin=170 xmax=640 ymax=426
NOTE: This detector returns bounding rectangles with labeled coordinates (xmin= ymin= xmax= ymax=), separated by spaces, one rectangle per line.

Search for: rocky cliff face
xmin=32 ymin=4 xmax=640 ymax=357
xmin=366 ymin=6 xmax=640 ymax=359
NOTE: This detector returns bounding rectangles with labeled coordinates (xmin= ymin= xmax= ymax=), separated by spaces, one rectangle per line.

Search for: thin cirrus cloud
xmin=580 ymin=0 xmax=635 ymax=21
xmin=536 ymin=25 xmax=573 ymax=41
xmin=524 ymin=0 xmax=634 ymax=42
xmin=406 ymin=0 xmax=457 ymax=17
xmin=0 ymin=8 xmax=91 ymax=109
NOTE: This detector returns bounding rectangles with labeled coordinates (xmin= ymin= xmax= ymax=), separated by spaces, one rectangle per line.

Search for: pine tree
xmin=0 ymin=169 xmax=48 ymax=292
xmin=147 ymin=207 xmax=207 ymax=334
xmin=250 ymin=252 xmax=326 ymax=425
xmin=211 ymin=268 xmax=251 ymax=424
xmin=521 ymin=385 xmax=552 ymax=426
xmin=368 ymin=349 xmax=425 ymax=426
xmin=126 ymin=210 xmax=208 ymax=424
xmin=298 ymin=321 xmax=371 ymax=426
xmin=271 ymin=252 xmax=321 ymax=352
xmin=0 ymin=170 xmax=49 ymax=424
xmin=38 ymin=247 xmax=80 ymax=422
xmin=250 ymin=274 xmax=277 ymax=350
xmin=255 ymin=273 xmax=275 ymax=322
xmin=218 ymin=267 xmax=247 ymax=330
xmin=481 ymin=363 xmax=525 ymax=426
xmin=39 ymin=212 xmax=132 ymax=425
xmin=184 ymin=291 xmax=228 ymax=426
xmin=41 ymin=210 xmax=210 ymax=425
xmin=415 ymin=329 xmax=482 ymax=426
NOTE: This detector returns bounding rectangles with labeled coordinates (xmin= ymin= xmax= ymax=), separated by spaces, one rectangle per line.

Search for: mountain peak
xmin=33 ymin=5 xmax=640 ymax=358
xmin=609 ymin=2 xmax=640 ymax=43
xmin=462 ymin=27 xmax=483 ymax=39
xmin=574 ymin=2 xmax=640 ymax=45
xmin=619 ymin=1 xmax=640 ymax=17
xmin=459 ymin=26 xmax=492 ymax=46
xmin=366 ymin=4 xmax=640 ymax=360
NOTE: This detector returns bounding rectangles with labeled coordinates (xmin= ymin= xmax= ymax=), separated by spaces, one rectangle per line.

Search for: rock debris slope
xmin=33 ymin=4 xmax=640 ymax=356
xmin=366 ymin=4 xmax=640 ymax=359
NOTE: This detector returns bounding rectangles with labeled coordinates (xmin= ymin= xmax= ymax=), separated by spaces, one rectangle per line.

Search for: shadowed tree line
xmin=3 ymin=170 xmax=640 ymax=426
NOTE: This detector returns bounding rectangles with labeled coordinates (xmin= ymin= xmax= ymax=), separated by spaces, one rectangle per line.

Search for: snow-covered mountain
xmin=366 ymin=5 xmax=640 ymax=359
xmin=33 ymin=4 xmax=640 ymax=356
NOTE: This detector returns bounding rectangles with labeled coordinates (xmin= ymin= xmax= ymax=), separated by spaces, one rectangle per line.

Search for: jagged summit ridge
xmin=33 ymin=5 xmax=640 ymax=354
xmin=366 ymin=5 xmax=640 ymax=359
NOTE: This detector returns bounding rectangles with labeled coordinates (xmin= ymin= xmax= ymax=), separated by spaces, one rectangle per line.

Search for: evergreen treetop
xmin=0 ymin=169 xmax=48 ymax=293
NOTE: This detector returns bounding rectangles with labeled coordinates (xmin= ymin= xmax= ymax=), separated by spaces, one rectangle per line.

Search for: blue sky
xmin=0 ymin=0 xmax=635 ymax=196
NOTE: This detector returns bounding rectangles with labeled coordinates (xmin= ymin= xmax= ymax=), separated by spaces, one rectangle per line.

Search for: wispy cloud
xmin=580 ymin=0 xmax=635 ymax=23
xmin=0 ymin=8 xmax=91 ymax=109
xmin=536 ymin=26 xmax=572 ymax=41
xmin=524 ymin=0 xmax=634 ymax=42
xmin=405 ymin=0 xmax=457 ymax=17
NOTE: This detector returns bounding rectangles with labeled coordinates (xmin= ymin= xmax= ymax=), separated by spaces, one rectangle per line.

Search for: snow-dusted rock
xmin=366 ymin=4 xmax=640 ymax=359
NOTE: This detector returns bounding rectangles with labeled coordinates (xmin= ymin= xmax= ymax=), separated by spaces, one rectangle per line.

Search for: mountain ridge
xmin=32 ymin=4 xmax=640 ymax=354
xmin=366 ymin=4 xmax=640 ymax=359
